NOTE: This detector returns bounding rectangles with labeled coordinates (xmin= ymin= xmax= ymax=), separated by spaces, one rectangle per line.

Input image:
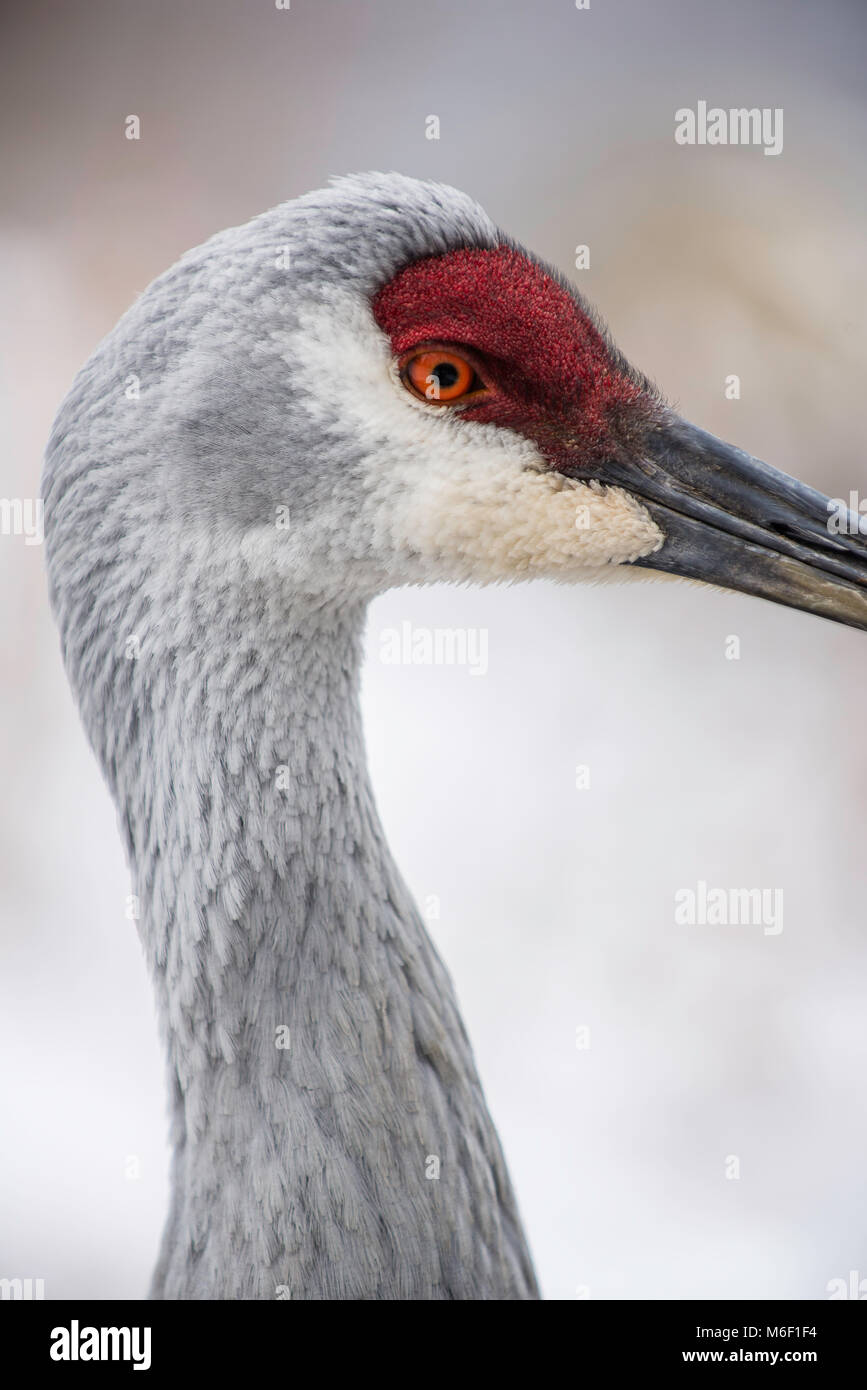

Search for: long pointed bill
xmin=597 ymin=413 xmax=867 ymax=632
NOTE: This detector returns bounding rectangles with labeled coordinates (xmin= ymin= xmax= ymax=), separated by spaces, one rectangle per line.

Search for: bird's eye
xmin=399 ymin=347 xmax=486 ymax=404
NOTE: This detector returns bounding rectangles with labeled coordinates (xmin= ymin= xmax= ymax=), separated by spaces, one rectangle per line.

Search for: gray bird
xmin=43 ymin=172 xmax=867 ymax=1301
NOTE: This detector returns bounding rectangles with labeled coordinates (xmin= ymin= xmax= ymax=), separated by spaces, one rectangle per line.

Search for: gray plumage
xmin=43 ymin=173 xmax=542 ymax=1300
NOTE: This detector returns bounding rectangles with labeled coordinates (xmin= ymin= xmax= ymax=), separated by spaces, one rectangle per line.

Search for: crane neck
xmin=114 ymin=581 xmax=537 ymax=1299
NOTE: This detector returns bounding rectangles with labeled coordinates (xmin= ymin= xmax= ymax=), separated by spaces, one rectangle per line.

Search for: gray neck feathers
xmin=69 ymin=554 xmax=537 ymax=1298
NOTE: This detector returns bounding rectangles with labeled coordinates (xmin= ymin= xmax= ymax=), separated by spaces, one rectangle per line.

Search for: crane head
xmin=44 ymin=171 xmax=867 ymax=640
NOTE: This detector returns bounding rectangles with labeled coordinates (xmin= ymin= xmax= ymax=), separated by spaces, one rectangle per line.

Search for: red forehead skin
xmin=372 ymin=245 xmax=654 ymax=469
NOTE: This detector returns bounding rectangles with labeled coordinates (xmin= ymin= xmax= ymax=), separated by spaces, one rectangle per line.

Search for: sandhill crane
xmin=43 ymin=173 xmax=867 ymax=1301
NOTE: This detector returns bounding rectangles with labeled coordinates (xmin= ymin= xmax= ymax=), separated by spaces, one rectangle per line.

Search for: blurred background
xmin=2 ymin=0 xmax=867 ymax=1300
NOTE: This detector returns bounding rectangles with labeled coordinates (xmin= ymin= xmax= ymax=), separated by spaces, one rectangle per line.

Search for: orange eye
xmin=401 ymin=348 xmax=483 ymax=403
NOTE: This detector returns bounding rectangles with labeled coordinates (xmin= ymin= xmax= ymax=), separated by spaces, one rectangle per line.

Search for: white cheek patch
xmin=393 ymin=458 xmax=664 ymax=582
xmin=293 ymin=290 xmax=664 ymax=584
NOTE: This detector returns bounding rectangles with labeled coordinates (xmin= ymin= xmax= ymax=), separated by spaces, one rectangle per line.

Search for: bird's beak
xmin=596 ymin=412 xmax=867 ymax=632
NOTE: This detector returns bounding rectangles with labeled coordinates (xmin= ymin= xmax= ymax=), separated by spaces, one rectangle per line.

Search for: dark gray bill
xmin=600 ymin=412 xmax=867 ymax=632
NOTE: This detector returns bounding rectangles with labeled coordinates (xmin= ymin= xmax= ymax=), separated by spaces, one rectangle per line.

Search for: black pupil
xmin=432 ymin=361 xmax=460 ymax=389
